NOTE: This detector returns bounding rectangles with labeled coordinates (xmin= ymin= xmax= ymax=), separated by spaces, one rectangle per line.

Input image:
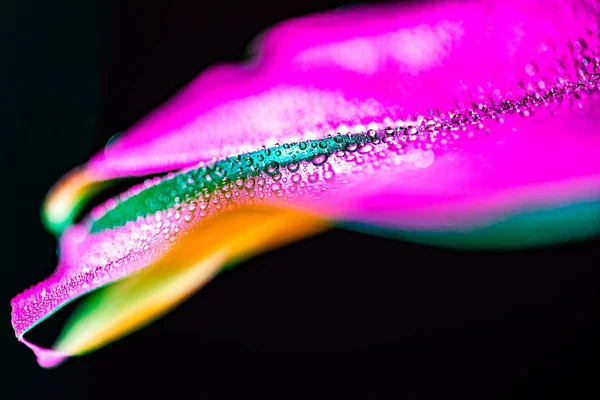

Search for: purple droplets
xmin=312 ymin=154 xmax=328 ymax=166
xmin=484 ymin=107 xmax=500 ymax=118
xmin=451 ymin=113 xmax=468 ymax=124
xmin=264 ymin=161 xmax=280 ymax=176
xmin=346 ymin=142 xmax=359 ymax=152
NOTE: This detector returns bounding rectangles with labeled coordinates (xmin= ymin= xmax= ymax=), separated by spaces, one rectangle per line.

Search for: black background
xmin=3 ymin=1 xmax=598 ymax=398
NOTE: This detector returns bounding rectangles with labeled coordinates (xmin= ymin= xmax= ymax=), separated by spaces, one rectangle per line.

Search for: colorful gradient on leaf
xmin=42 ymin=167 xmax=109 ymax=236
xmin=12 ymin=0 xmax=600 ymax=367
xmin=53 ymin=207 xmax=325 ymax=364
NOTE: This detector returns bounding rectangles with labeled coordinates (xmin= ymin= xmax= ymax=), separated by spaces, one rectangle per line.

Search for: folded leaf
xmin=50 ymin=207 xmax=325 ymax=366
xmin=13 ymin=0 xmax=600 ymax=366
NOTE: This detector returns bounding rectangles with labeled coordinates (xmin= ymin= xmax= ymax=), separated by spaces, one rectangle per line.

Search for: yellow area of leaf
xmin=53 ymin=206 xmax=328 ymax=358
xmin=42 ymin=167 xmax=110 ymax=235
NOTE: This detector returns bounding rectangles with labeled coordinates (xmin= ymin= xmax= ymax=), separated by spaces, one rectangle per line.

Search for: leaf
xmin=13 ymin=0 xmax=600 ymax=365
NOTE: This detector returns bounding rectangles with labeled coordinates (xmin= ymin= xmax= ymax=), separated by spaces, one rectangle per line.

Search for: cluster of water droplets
xmin=89 ymin=39 xmax=600 ymax=233
xmin=12 ymin=37 xmax=600 ymax=336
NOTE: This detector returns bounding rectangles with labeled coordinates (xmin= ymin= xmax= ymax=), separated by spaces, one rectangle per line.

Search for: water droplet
xmin=501 ymin=100 xmax=517 ymax=113
xmin=525 ymin=63 xmax=536 ymax=76
xmin=244 ymin=177 xmax=255 ymax=189
xmin=307 ymin=172 xmax=319 ymax=184
xmin=291 ymin=173 xmax=302 ymax=184
xmin=287 ymin=161 xmax=300 ymax=172
xmin=451 ymin=113 xmax=468 ymax=124
xmin=522 ymin=95 xmax=534 ymax=105
xmin=484 ymin=107 xmax=499 ymax=117
xmin=346 ymin=142 xmax=359 ymax=152
xmin=358 ymin=144 xmax=373 ymax=154
xmin=405 ymin=126 xmax=419 ymax=135
xmin=264 ymin=161 xmax=280 ymax=176
xmin=312 ymin=154 xmax=328 ymax=166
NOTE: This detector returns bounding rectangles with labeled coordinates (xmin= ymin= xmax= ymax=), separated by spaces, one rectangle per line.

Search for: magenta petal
xmin=87 ymin=0 xmax=600 ymax=179
xmin=78 ymin=0 xmax=600 ymax=238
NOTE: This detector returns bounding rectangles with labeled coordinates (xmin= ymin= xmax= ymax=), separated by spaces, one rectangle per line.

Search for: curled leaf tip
xmin=20 ymin=338 xmax=68 ymax=369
